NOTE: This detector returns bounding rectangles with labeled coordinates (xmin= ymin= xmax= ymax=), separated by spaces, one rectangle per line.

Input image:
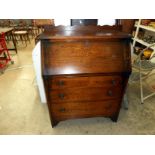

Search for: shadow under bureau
xmin=39 ymin=26 xmax=131 ymax=127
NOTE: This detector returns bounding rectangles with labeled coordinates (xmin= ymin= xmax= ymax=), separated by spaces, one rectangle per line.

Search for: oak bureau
xmin=39 ymin=26 xmax=131 ymax=127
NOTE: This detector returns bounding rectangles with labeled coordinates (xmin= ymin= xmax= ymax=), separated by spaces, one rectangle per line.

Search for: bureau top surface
xmin=39 ymin=26 xmax=131 ymax=41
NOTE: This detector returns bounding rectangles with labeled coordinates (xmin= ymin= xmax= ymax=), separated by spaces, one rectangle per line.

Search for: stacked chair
xmin=0 ymin=33 xmax=14 ymax=73
xmin=12 ymin=20 xmax=31 ymax=46
xmin=126 ymin=43 xmax=155 ymax=107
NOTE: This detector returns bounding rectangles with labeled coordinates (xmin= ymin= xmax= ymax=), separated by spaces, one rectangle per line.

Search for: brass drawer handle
xmin=57 ymin=81 xmax=64 ymax=86
xmin=59 ymin=108 xmax=66 ymax=112
xmin=58 ymin=93 xmax=65 ymax=99
xmin=107 ymin=90 xmax=113 ymax=96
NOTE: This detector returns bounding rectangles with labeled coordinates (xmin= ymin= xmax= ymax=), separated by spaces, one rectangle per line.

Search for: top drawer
xmin=48 ymin=75 xmax=122 ymax=90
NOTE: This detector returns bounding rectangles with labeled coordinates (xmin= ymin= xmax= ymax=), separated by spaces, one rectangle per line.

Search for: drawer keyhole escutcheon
xmin=59 ymin=108 xmax=66 ymax=112
xmin=57 ymin=81 xmax=64 ymax=86
xmin=58 ymin=93 xmax=65 ymax=99
xmin=111 ymin=80 xmax=116 ymax=86
xmin=108 ymin=90 xmax=113 ymax=96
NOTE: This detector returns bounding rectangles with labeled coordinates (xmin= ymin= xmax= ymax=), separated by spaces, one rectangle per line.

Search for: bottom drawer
xmin=50 ymin=100 xmax=120 ymax=120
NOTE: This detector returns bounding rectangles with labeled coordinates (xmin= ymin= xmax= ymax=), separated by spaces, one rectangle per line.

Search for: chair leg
xmin=26 ymin=33 xmax=30 ymax=43
xmin=122 ymin=93 xmax=128 ymax=110
xmin=139 ymin=61 xmax=144 ymax=104
xmin=30 ymin=30 xmax=35 ymax=38
xmin=140 ymin=77 xmax=144 ymax=104
xmin=13 ymin=34 xmax=18 ymax=44
xmin=20 ymin=35 xmax=24 ymax=44
xmin=11 ymin=34 xmax=17 ymax=53
xmin=24 ymin=35 xmax=27 ymax=46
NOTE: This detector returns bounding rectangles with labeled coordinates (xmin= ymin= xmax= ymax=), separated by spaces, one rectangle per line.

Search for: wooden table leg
xmin=11 ymin=33 xmax=17 ymax=53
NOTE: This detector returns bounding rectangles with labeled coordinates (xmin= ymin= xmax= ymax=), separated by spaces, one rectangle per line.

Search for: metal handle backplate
xmin=59 ymin=108 xmax=66 ymax=112
xmin=108 ymin=90 xmax=113 ymax=96
xmin=58 ymin=93 xmax=65 ymax=99
xmin=57 ymin=81 xmax=64 ymax=86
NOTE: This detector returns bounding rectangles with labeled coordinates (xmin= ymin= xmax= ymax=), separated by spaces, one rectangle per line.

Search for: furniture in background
xmin=0 ymin=19 xmax=10 ymax=27
xmin=30 ymin=20 xmax=40 ymax=37
xmin=33 ymin=19 xmax=54 ymax=33
xmin=39 ymin=26 xmax=131 ymax=127
xmin=0 ymin=19 xmax=40 ymax=39
xmin=0 ymin=28 xmax=17 ymax=53
xmin=0 ymin=33 xmax=14 ymax=73
xmin=17 ymin=19 xmax=36 ymax=38
xmin=118 ymin=19 xmax=135 ymax=34
xmin=133 ymin=19 xmax=155 ymax=49
xmin=130 ymin=19 xmax=155 ymax=104
xmin=11 ymin=19 xmax=34 ymax=44
xmin=12 ymin=29 xmax=30 ymax=46
xmin=130 ymin=43 xmax=155 ymax=104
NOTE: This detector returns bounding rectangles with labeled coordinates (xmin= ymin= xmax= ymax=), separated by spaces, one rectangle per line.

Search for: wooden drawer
xmin=49 ymin=86 xmax=122 ymax=103
xmin=49 ymin=75 xmax=122 ymax=89
xmin=51 ymin=100 xmax=120 ymax=119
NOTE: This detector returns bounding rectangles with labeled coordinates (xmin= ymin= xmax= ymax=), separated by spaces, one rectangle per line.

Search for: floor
xmin=0 ymin=39 xmax=155 ymax=135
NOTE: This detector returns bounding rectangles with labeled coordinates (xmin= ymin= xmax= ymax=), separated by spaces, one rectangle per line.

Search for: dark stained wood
xmin=49 ymin=75 xmax=122 ymax=89
xmin=51 ymin=100 xmax=120 ymax=121
xmin=49 ymin=86 xmax=122 ymax=103
xmin=40 ymin=25 xmax=130 ymax=41
xmin=43 ymin=25 xmax=123 ymax=33
xmin=119 ymin=19 xmax=135 ymax=34
xmin=42 ymin=40 xmax=131 ymax=76
xmin=40 ymin=26 xmax=131 ymax=127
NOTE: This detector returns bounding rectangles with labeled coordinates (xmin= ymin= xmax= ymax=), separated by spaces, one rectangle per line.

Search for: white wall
xmin=54 ymin=19 xmax=70 ymax=26
xmin=98 ymin=19 xmax=115 ymax=26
